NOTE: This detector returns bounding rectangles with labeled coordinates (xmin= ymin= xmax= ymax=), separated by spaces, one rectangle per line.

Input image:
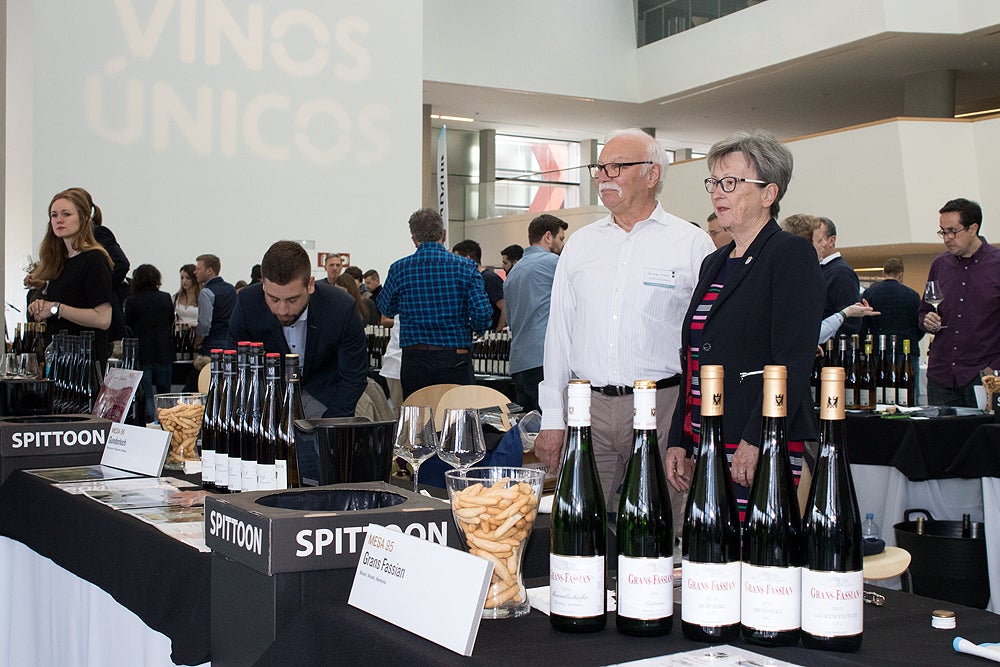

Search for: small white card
xmin=101 ymin=423 xmax=170 ymax=477
xmin=348 ymin=523 xmax=492 ymax=656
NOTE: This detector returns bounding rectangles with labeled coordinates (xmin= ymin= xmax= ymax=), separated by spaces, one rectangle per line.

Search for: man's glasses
xmin=587 ymin=161 xmax=654 ymax=179
xmin=936 ymin=227 xmax=967 ymax=239
xmin=704 ymin=177 xmax=768 ymax=193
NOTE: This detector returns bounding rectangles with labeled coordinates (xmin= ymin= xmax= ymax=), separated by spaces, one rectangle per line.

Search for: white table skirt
xmin=851 ymin=464 xmax=998 ymax=613
xmin=0 ymin=536 xmax=209 ymax=667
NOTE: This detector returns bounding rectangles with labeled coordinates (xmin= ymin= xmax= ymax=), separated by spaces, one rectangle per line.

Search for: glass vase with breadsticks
xmin=982 ymin=369 xmax=1000 ymax=414
xmin=155 ymin=392 xmax=207 ymax=468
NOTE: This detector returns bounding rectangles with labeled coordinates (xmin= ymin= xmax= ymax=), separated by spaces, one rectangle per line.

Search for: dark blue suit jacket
xmin=227 ymin=282 xmax=368 ymax=418
xmin=669 ymin=220 xmax=823 ymax=453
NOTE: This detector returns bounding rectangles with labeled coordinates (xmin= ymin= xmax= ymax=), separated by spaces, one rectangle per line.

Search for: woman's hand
xmin=27 ymin=299 xmax=56 ymax=321
xmin=730 ymin=439 xmax=759 ymax=488
xmin=842 ymin=299 xmax=880 ymax=319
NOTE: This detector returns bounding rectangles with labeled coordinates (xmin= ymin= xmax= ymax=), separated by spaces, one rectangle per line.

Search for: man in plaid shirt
xmin=377 ymin=208 xmax=493 ymax=398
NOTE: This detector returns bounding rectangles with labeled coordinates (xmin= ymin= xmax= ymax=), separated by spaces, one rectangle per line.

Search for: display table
xmin=251 ymin=583 xmax=1000 ymax=667
xmin=0 ymin=470 xmax=211 ymax=665
xmin=844 ymin=413 xmax=999 ymax=612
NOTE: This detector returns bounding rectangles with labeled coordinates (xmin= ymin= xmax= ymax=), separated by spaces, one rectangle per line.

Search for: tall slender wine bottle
xmin=857 ymin=340 xmax=875 ymax=412
xmin=875 ymin=335 xmax=888 ymax=404
xmin=214 ymin=349 xmax=237 ymax=493
xmin=276 ymin=354 xmax=304 ymax=489
xmin=741 ymin=365 xmax=802 ymax=647
xmin=898 ymin=339 xmax=915 ymax=408
xmin=616 ymin=380 xmax=673 ymax=636
xmin=843 ymin=336 xmax=857 ymax=409
xmin=257 ymin=353 xmax=282 ymax=491
xmin=682 ymin=365 xmax=741 ymax=642
xmin=801 ymin=366 xmax=863 ymax=651
xmin=200 ymin=349 xmax=223 ymax=490
xmin=884 ymin=335 xmax=899 ymax=406
xmin=229 ymin=342 xmax=252 ymax=492
xmin=550 ymin=379 xmax=606 ymax=633
xmin=240 ymin=343 xmax=265 ymax=492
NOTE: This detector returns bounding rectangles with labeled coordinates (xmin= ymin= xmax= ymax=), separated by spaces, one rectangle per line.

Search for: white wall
xmin=424 ymin=1 xmax=1000 ymax=108
xmin=423 ymin=0 xmax=639 ymax=102
xmin=5 ymin=0 xmax=422 ymax=331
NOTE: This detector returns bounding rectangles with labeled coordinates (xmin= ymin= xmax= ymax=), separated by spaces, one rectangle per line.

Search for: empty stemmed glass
xmin=437 ymin=408 xmax=487 ymax=469
xmin=923 ymin=280 xmax=947 ymax=329
xmin=394 ymin=405 xmax=439 ymax=492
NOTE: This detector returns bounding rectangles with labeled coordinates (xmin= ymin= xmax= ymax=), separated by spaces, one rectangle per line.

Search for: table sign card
xmin=101 ymin=423 xmax=170 ymax=477
xmin=348 ymin=523 xmax=492 ymax=656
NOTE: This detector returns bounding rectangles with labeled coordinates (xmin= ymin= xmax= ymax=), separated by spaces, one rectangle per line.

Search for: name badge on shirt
xmin=643 ymin=268 xmax=676 ymax=289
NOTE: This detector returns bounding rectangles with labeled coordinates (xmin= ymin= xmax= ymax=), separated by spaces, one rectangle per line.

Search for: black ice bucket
xmin=893 ymin=508 xmax=989 ymax=608
xmin=292 ymin=417 xmax=396 ymax=487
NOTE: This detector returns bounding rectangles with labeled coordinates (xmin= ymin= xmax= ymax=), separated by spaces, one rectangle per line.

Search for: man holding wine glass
xmin=918 ymin=198 xmax=1000 ymax=407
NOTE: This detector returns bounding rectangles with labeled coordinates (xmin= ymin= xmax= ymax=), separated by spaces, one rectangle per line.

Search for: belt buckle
xmin=609 ymin=385 xmax=629 ymax=396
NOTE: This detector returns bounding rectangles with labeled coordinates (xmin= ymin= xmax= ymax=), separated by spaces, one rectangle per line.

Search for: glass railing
xmin=465 ymin=179 xmax=582 ymax=220
xmin=638 ymin=0 xmax=766 ymax=46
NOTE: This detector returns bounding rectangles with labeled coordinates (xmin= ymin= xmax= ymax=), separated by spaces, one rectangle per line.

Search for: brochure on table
xmin=91 ymin=367 xmax=142 ymax=423
xmin=349 ymin=523 xmax=492 ymax=656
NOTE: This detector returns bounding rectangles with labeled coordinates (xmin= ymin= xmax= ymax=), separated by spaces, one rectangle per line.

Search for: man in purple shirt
xmin=919 ymin=198 xmax=1000 ymax=407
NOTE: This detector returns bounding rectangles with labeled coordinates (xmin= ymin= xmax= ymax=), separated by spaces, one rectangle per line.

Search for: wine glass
xmin=393 ymin=405 xmax=439 ymax=492
xmin=18 ymin=353 xmax=40 ymax=379
xmin=923 ymin=280 xmax=947 ymax=329
xmin=437 ymin=408 xmax=487 ymax=469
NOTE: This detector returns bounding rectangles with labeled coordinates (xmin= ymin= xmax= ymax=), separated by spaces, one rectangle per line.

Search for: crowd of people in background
xmin=18 ymin=133 xmax=1000 ymax=491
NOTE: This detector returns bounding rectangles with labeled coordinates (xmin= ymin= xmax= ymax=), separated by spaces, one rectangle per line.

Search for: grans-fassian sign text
xmin=11 ymin=429 xmax=107 ymax=448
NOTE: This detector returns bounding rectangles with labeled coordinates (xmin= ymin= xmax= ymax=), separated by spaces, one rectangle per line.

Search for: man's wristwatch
xmin=50 ymin=302 xmax=60 ymax=319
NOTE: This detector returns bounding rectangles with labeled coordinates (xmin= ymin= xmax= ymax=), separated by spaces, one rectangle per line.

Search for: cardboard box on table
xmin=205 ymin=483 xmax=461 ymax=667
xmin=0 ymin=414 xmax=111 ymax=484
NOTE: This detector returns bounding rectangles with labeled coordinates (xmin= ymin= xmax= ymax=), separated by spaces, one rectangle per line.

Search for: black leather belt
xmin=591 ymin=375 xmax=680 ymax=396
xmin=404 ymin=344 xmax=469 ymax=354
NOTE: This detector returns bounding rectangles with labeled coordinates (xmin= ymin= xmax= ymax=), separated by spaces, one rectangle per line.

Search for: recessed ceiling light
xmin=954 ymin=107 xmax=1000 ymax=119
xmin=430 ymin=114 xmax=474 ymax=122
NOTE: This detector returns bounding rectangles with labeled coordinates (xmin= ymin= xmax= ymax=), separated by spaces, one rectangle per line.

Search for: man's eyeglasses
xmin=704 ymin=177 xmax=768 ymax=193
xmin=587 ymin=161 xmax=654 ymax=179
xmin=936 ymin=227 xmax=967 ymax=239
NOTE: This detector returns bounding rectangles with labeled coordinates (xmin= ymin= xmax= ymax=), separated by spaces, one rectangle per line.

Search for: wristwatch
xmin=50 ymin=302 xmax=60 ymax=319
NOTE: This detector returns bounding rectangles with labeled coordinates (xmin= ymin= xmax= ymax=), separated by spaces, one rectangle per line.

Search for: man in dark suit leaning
xmin=227 ymin=240 xmax=369 ymax=418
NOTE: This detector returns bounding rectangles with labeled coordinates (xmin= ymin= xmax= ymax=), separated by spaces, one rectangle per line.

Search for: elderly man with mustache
xmin=535 ymin=128 xmax=714 ymax=531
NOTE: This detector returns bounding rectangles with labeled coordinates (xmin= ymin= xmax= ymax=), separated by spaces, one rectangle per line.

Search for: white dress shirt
xmin=538 ymin=203 xmax=715 ymax=431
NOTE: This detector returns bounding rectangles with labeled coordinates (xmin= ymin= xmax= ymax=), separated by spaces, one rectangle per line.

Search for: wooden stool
xmin=864 ymin=546 xmax=913 ymax=591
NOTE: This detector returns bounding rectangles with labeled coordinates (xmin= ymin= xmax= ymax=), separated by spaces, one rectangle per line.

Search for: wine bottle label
xmin=898 ymin=388 xmax=909 ymax=406
xmin=241 ymin=460 xmax=258 ymax=492
xmin=229 ymin=457 xmax=242 ymax=492
xmin=681 ymin=559 xmax=741 ymax=626
xmin=215 ymin=456 xmax=229 ymax=487
xmin=884 ymin=387 xmax=897 ymax=405
xmin=617 ymin=555 xmax=673 ymax=620
xmin=550 ymin=554 xmax=605 ymax=617
xmin=859 ymin=389 xmax=870 ymax=408
xmin=257 ymin=463 xmax=277 ymax=491
xmin=202 ymin=450 xmax=215 ymax=483
xmin=275 ymin=459 xmax=288 ymax=490
xmin=633 ymin=389 xmax=656 ymax=430
xmin=740 ymin=563 xmax=801 ymax=631
xmin=801 ymin=569 xmax=863 ymax=636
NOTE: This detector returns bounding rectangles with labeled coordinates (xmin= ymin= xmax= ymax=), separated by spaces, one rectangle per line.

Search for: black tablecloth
xmin=0 ymin=470 xmax=211 ymax=665
xmin=252 ymin=583 xmax=999 ymax=667
xmin=845 ymin=413 xmax=996 ymax=480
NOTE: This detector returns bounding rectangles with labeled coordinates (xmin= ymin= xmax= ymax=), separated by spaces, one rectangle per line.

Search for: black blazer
xmin=669 ymin=220 xmax=823 ymax=453
xmin=123 ymin=289 xmax=174 ymax=365
xmin=227 ymin=282 xmax=369 ymax=418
